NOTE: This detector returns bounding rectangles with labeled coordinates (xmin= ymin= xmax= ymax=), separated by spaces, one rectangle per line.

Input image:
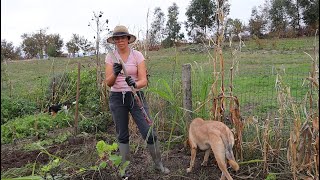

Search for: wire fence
xmin=148 ymin=63 xmax=315 ymax=122
xmin=233 ymin=71 xmax=311 ymax=119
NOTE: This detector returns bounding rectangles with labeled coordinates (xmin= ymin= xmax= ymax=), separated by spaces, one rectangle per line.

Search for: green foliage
xmin=96 ymin=141 xmax=118 ymax=157
xmin=148 ymin=78 xmax=186 ymax=148
xmin=40 ymin=158 xmax=60 ymax=176
xmin=21 ymin=31 xmax=44 ymax=59
xmin=78 ymin=112 xmax=111 ymax=133
xmin=46 ymin=34 xmax=63 ymax=57
xmin=46 ymin=67 xmax=107 ymax=116
xmin=1 ymin=113 xmax=72 ymax=144
xmin=191 ymin=62 xmax=211 ymax=119
xmin=46 ymin=72 xmax=75 ymax=105
xmin=96 ymin=140 xmax=129 ymax=178
xmin=149 ymin=7 xmax=165 ymax=46
xmin=300 ymin=0 xmax=319 ymax=30
xmin=46 ymin=44 xmax=59 ymax=57
xmin=66 ymin=34 xmax=91 ymax=55
xmin=265 ymin=173 xmax=277 ymax=180
xmin=161 ymin=37 xmax=174 ymax=48
xmin=23 ymin=132 xmax=71 ymax=151
xmin=165 ymin=3 xmax=181 ymax=47
xmin=1 ymin=39 xmax=21 ymax=61
xmin=65 ymin=68 xmax=103 ymax=115
xmin=1 ymin=163 xmax=35 ymax=179
xmin=249 ymin=6 xmax=268 ymax=38
xmin=21 ymin=28 xmax=63 ymax=59
xmin=269 ymin=0 xmax=289 ymax=34
xmin=1 ymin=95 xmax=38 ymax=125
xmin=185 ymin=0 xmax=215 ymax=41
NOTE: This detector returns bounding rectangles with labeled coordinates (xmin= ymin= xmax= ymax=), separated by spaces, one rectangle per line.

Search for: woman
xmin=105 ymin=25 xmax=170 ymax=176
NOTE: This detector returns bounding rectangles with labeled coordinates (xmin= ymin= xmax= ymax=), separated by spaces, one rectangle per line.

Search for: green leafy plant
xmin=40 ymin=158 xmax=60 ymax=178
xmin=265 ymin=173 xmax=277 ymax=180
xmin=1 ymin=95 xmax=38 ymax=125
xmin=1 ymin=113 xmax=72 ymax=144
xmin=96 ymin=140 xmax=129 ymax=178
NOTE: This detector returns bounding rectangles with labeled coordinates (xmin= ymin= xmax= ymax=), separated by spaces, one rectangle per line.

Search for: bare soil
xmin=1 ymin=129 xmax=290 ymax=180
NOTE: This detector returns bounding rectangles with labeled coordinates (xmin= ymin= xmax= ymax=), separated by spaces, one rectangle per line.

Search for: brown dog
xmin=186 ymin=118 xmax=239 ymax=180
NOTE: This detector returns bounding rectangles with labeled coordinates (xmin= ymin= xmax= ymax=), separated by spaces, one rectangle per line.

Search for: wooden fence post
xmin=182 ymin=63 xmax=192 ymax=127
xmin=74 ymin=62 xmax=80 ymax=135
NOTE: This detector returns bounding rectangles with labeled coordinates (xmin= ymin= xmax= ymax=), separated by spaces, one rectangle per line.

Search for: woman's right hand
xmin=113 ymin=63 xmax=122 ymax=76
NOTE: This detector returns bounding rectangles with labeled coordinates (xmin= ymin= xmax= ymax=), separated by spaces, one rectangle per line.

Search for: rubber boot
xmin=119 ymin=143 xmax=130 ymax=163
xmin=119 ymin=143 xmax=130 ymax=179
xmin=147 ymin=141 xmax=170 ymax=174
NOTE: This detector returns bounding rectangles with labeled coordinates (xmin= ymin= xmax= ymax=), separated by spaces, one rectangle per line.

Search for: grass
xmin=1 ymin=37 xmax=317 ymax=122
xmin=147 ymin=42 xmax=314 ymax=119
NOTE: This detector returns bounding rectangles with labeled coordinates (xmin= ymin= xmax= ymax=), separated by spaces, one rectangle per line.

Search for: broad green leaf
xmin=96 ymin=140 xmax=107 ymax=157
xmin=99 ymin=161 xmax=107 ymax=168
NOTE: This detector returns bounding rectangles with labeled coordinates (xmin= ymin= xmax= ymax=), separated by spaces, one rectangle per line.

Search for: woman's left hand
xmin=125 ymin=76 xmax=137 ymax=88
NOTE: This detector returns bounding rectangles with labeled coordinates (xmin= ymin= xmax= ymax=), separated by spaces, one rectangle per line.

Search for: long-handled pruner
xmin=106 ymin=45 xmax=153 ymax=125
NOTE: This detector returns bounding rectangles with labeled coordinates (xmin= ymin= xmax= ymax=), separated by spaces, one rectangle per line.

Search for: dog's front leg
xmin=186 ymin=147 xmax=197 ymax=173
xmin=201 ymin=149 xmax=210 ymax=166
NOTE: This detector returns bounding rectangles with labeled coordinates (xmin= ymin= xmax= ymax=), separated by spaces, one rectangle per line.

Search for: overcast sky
xmin=1 ymin=0 xmax=265 ymax=51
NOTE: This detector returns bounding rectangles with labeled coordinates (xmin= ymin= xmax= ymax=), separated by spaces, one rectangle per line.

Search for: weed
xmin=95 ymin=140 xmax=129 ymax=178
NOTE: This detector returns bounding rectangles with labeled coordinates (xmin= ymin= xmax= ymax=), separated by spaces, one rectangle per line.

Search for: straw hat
xmin=107 ymin=25 xmax=136 ymax=44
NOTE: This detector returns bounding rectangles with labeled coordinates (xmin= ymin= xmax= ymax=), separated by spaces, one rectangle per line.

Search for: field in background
xmin=1 ymin=36 xmax=317 ymax=122
xmin=147 ymin=37 xmax=317 ymax=118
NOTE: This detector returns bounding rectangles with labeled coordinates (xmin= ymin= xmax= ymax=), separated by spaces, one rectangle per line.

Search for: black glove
xmin=113 ymin=63 xmax=122 ymax=76
xmin=125 ymin=76 xmax=137 ymax=88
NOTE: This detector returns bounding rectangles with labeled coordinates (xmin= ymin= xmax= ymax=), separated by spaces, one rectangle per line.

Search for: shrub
xmin=79 ymin=112 xmax=112 ymax=133
xmin=1 ymin=113 xmax=73 ymax=144
xmin=1 ymin=95 xmax=38 ymax=125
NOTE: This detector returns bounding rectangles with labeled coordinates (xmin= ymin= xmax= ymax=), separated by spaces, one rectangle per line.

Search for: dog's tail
xmin=221 ymin=132 xmax=239 ymax=171
xmin=228 ymin=159 xmax=239 ymax=171
xmin=226 ymin=145 xmax=239 ymax=171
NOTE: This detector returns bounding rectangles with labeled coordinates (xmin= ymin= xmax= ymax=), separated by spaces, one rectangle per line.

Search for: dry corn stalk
xmin=262 ymin=116 xmax=271 ymax=175
xmin=209 ymin=0 xmax=244 ymax=161
xmin=287 ymin=119 xmax=299 ymax=180
xmin=229 ymin=96 xmax=243 ymax=161
xmin=312 ymin=117 xmax=319 ymax=176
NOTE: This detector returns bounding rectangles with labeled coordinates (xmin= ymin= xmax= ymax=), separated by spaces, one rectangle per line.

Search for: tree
xmin=232 ymin=19 xmax=244 ymax=35
xmin=33 ymin=28 xmax=48 ymax=58
xmin=225 ymin=18 xmax=234 ymax=39
xmin=185 ymin=0 xmax=215 ymax=42
xmin=21 ymin=28 xmax=64 ymax=59
xmin=284 ymin=0 xmax=304 ymax=36
xmin=149 ymin=7 xmax=165 ymax=47
xmin=185 ymin=0 xmax=230 ymax=43
xmin=269 ymin=0 xmax=289 ymax=37
xmin=21 ymin=33 xmax=41 ymax=59
xmin=46 ymin=34 xmax=63 ymax=57
xmin=249 ymin=5 xmax=268 ymax=38
xmin=301 ymin=0 xmax=319 ymax=34
xmin=66 ymin=34 xmax=83 ymax=57
xmin=66 ymin=34 xmax=93 ymax=56
xmin=1 ymin=39 xmax=21 ymax=61
xmin=163 ymin=3 xmax=182 ymax=48
xmin=79 ymin=38 xmax=94 ymax=56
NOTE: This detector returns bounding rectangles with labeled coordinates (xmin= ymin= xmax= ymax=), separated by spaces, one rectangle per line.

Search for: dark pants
xmin=109 ymin=91 xmax=157 ymax=144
